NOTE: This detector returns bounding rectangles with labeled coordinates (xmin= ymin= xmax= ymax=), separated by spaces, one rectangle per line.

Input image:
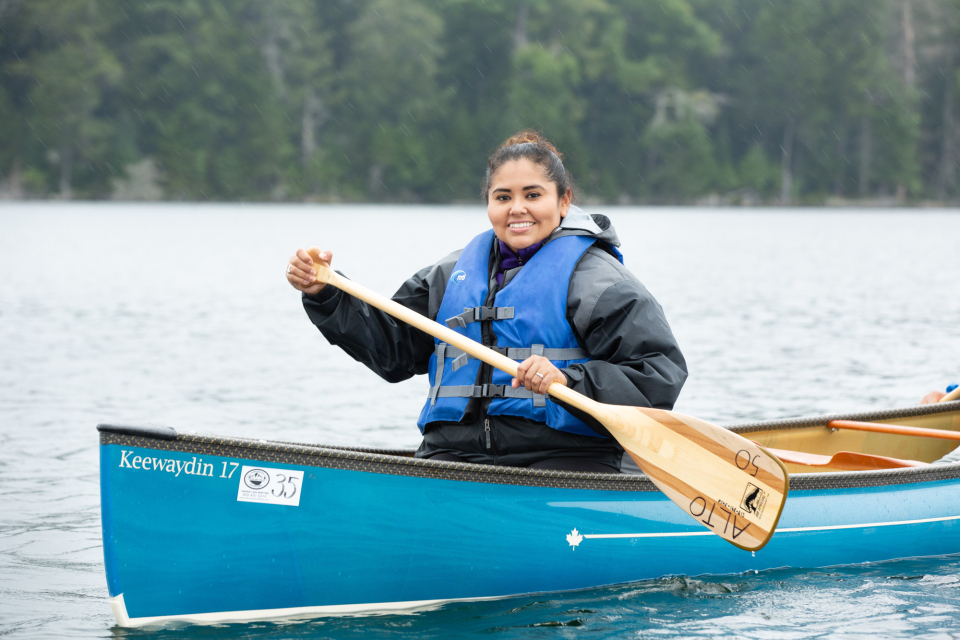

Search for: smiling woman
xmin=286 ymin=131 xmax=688 ymax=472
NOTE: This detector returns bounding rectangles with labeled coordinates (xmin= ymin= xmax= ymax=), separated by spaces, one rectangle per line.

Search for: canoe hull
xmin=98 ymin=409 xmax=960 ymax=627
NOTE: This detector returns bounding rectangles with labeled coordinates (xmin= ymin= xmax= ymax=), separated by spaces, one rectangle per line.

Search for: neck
xmin=496 ymin=238 xmax=545 ymax=286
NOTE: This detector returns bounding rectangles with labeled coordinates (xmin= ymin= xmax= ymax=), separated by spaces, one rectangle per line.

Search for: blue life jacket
xmin=416 ymin=229 xmax=615 ymax=437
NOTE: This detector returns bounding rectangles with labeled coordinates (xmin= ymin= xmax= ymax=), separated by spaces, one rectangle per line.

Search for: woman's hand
xmin=286 ymin=247 xmax=331 ymax=296
xmin=921 ymin=390 xmax=946 ymax=404
xmin=513 ymin=355 xmax=566 ymax=396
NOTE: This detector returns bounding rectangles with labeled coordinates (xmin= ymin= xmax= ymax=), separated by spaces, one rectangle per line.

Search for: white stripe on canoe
xmin=582 ymin=514 xmax=960 ymax=540
xmin=110 ymin=592 xmax=506 ymax=628
xmin=110 ymin=515 xmax=960 ymax=626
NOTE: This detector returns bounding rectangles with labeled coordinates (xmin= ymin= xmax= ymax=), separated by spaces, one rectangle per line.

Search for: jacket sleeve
xmin=301 ymin=252 xmax=459 ymax=383
xmin=560 ymin=248 xmax=688 ymax=429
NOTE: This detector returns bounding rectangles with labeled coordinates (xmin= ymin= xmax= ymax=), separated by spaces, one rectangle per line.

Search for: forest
xmin=1 ymin=0 xmax=958 ymax=204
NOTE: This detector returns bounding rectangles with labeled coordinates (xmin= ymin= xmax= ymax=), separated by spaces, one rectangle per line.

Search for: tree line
xmin=1 ymin=0 xmax=958 ymax=204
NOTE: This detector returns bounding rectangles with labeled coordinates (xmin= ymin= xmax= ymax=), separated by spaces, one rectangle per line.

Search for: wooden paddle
xmin=767 ymin=447 xmax=925 ymax=471
xmin=829 ymin=420 xmax=960 ymax=441
xmin=941 ymin=386 xmax=960 ymax=403
xmin=307 ymin=251 xmax=789 ymax=551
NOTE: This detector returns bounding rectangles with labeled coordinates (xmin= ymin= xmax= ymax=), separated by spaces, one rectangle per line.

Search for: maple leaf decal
xmin=566 ymin=528 xmax=583 ymax=549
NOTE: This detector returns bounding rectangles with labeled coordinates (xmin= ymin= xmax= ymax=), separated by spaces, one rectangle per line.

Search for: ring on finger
xmin=287 ymin=265 xmax=293 ymax=274
xmin=535 ymin=372 xmax=545 ymax=379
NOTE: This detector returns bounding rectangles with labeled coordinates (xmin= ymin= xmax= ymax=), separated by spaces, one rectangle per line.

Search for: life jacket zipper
xmin=484 ymin=418 xmax=491 ymax=449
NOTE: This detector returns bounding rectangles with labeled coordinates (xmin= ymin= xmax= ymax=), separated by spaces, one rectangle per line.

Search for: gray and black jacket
xmin=302 ymin=209 xmax=688 ymax=471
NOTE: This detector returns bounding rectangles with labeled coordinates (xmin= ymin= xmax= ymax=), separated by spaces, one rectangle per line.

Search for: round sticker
xmin=243 ymin=468 xmax=270 ymax=490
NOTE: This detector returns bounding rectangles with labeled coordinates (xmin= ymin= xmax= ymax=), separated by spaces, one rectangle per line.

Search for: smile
xmin=508 ymin=222 xmax=534 ymax=228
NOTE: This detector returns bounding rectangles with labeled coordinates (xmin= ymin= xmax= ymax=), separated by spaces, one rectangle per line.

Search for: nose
xmin=509 ymin=199 xmax=527 ymax=215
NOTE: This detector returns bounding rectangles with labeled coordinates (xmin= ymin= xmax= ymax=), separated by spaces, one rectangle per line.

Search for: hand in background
xmin=921 ymin=384 xmax=959 ymax=404
xmin=921 ymin=391 xmax=946 ymax=404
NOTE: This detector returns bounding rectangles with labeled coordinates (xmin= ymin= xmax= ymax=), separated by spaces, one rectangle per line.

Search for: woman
xmin=286 ymin=131 xmax=687 ymax=473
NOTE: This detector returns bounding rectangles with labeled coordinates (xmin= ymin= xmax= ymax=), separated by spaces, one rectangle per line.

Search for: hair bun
xmin=483 ymin=129 xmax=574 ymax=203
xmin=501 ymin=129 xmax=564 ymax=160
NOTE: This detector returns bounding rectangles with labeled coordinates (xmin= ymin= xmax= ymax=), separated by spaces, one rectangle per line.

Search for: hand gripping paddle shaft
xmin=308 ymin=252 xmax=789 ymax=551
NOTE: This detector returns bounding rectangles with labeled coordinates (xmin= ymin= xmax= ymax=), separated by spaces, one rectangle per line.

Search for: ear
xmin=559 ymin=187 xmax=572 ymax=217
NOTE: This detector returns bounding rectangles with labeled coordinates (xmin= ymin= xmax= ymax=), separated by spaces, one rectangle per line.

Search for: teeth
xmin=509 ymin=222 xmax=534 ymax=228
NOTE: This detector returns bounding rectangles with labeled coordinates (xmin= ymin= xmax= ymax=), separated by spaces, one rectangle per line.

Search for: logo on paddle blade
xmin=741 ymin=482 xmax=767 ymax=518
xmin=244 ymin=468 xmax=270 ymax=490
xmin=452 ymin=270 xmax=466 ymax=284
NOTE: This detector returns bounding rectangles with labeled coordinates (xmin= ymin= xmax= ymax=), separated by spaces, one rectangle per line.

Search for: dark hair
xmin=483 ymin=130 xmax=574 ymax=203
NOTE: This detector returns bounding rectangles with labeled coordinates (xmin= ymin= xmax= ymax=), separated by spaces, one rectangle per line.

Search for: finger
xmin=287 ymin=255 xmax=313 ymax=277
xmin=527 ymin=357 xmax=560 ymax=394
xmin=540 ymin=370 xmax=566 ymax=396
xmin=305 ymin=247 xmax=333 ymax=266
xmin=297 ymin=247 xmax=315 ymax=265
xmin=534 ymin=367 xmax=556 ymax=395
xmin=516 ymin=357 xmax=537 ymax=391
xmin=290 ymin=252 xmax=314 ymax=277
xmin=535 ymin=370 xmax=551 ymax=395
xmin=525 ymin=364 xmax=548 ymax=392
xmin=515 ymin=359 xmax=530 ymax=388
xmin=287 ymin=263 xmax=316 ymax=286
xmin=516 ymin=357 xmax=530 ymax=376
xmin=534 ymin=358 xmax=555 ymax=391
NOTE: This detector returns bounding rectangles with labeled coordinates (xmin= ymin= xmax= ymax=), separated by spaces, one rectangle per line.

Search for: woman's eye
xmin=526 ymin=192 xmax=540 ymax=199
xmin=497 ymin=194 xmax=510 ymax=201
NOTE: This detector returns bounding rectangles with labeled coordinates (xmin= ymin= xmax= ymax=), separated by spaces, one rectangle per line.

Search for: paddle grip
xmin=306 ymin=248 xmax=337 ymax=286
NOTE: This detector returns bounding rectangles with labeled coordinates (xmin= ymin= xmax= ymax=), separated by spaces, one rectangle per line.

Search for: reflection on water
xmin=1 ymin=203 xmax=958 ymax=638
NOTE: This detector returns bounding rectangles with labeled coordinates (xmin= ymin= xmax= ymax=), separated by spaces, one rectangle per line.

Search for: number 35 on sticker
xmin=237 ymin=466 xmax=304 ymax=507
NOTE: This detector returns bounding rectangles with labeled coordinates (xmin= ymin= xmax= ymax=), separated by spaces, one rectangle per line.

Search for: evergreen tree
xmin=6 ymin=0 xmax=122 ymax=198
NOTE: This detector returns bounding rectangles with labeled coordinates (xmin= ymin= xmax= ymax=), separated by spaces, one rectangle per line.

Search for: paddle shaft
xmin=942 ymin=386 xmax=960 ymax=403
xmin=311 ymin=262 xmax=600 ymax=416
xmin=829 ymin=420 xmax=960 ymax=442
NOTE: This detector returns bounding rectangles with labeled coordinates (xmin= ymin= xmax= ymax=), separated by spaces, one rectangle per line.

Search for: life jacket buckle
xmin=445 ymin=306 xmax=515 ymax=329
xmin=481 ymin=384 xmax=505 ymax=398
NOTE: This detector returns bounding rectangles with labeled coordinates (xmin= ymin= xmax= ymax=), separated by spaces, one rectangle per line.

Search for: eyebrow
xmin=492 ymin=184 xmax=544 ymax=193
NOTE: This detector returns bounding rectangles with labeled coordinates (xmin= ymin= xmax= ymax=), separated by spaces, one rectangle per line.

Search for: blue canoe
xmin=99 ymin=402 xmax=960 ymax=627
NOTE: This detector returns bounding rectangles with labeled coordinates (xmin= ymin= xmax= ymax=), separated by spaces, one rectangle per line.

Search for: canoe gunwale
xmin=727 ymin=400 xmax=960 ymax=434
xmin=97 ymin=427 xmax=662 ymax=492
xmin=98 ymin=400 xmax=960 ymax=493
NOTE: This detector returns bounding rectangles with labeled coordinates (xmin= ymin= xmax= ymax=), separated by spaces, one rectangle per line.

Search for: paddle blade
xmin=606 ymin=407 xmax=789 ymax=551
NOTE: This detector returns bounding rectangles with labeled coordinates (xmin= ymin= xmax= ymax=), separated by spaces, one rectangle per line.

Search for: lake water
xmin=1 ymin=203 xmax=958 ymax=638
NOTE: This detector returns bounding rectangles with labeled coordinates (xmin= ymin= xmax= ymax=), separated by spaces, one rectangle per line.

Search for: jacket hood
xmin=551 ymin=205 xmax=621 ymax=248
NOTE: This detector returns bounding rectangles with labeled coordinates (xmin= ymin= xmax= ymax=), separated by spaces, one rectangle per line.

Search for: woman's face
xmin=487 ymin=158 xmax=570 ymax=253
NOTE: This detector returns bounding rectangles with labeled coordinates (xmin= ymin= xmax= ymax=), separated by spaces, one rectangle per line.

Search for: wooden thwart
xmin=828 ymin=420 xmax=960 ymax=442
xmin=768 ymin=447 xmax=926 ymax=471
xmin=308 ymin=252 xmax=789 ymax=551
